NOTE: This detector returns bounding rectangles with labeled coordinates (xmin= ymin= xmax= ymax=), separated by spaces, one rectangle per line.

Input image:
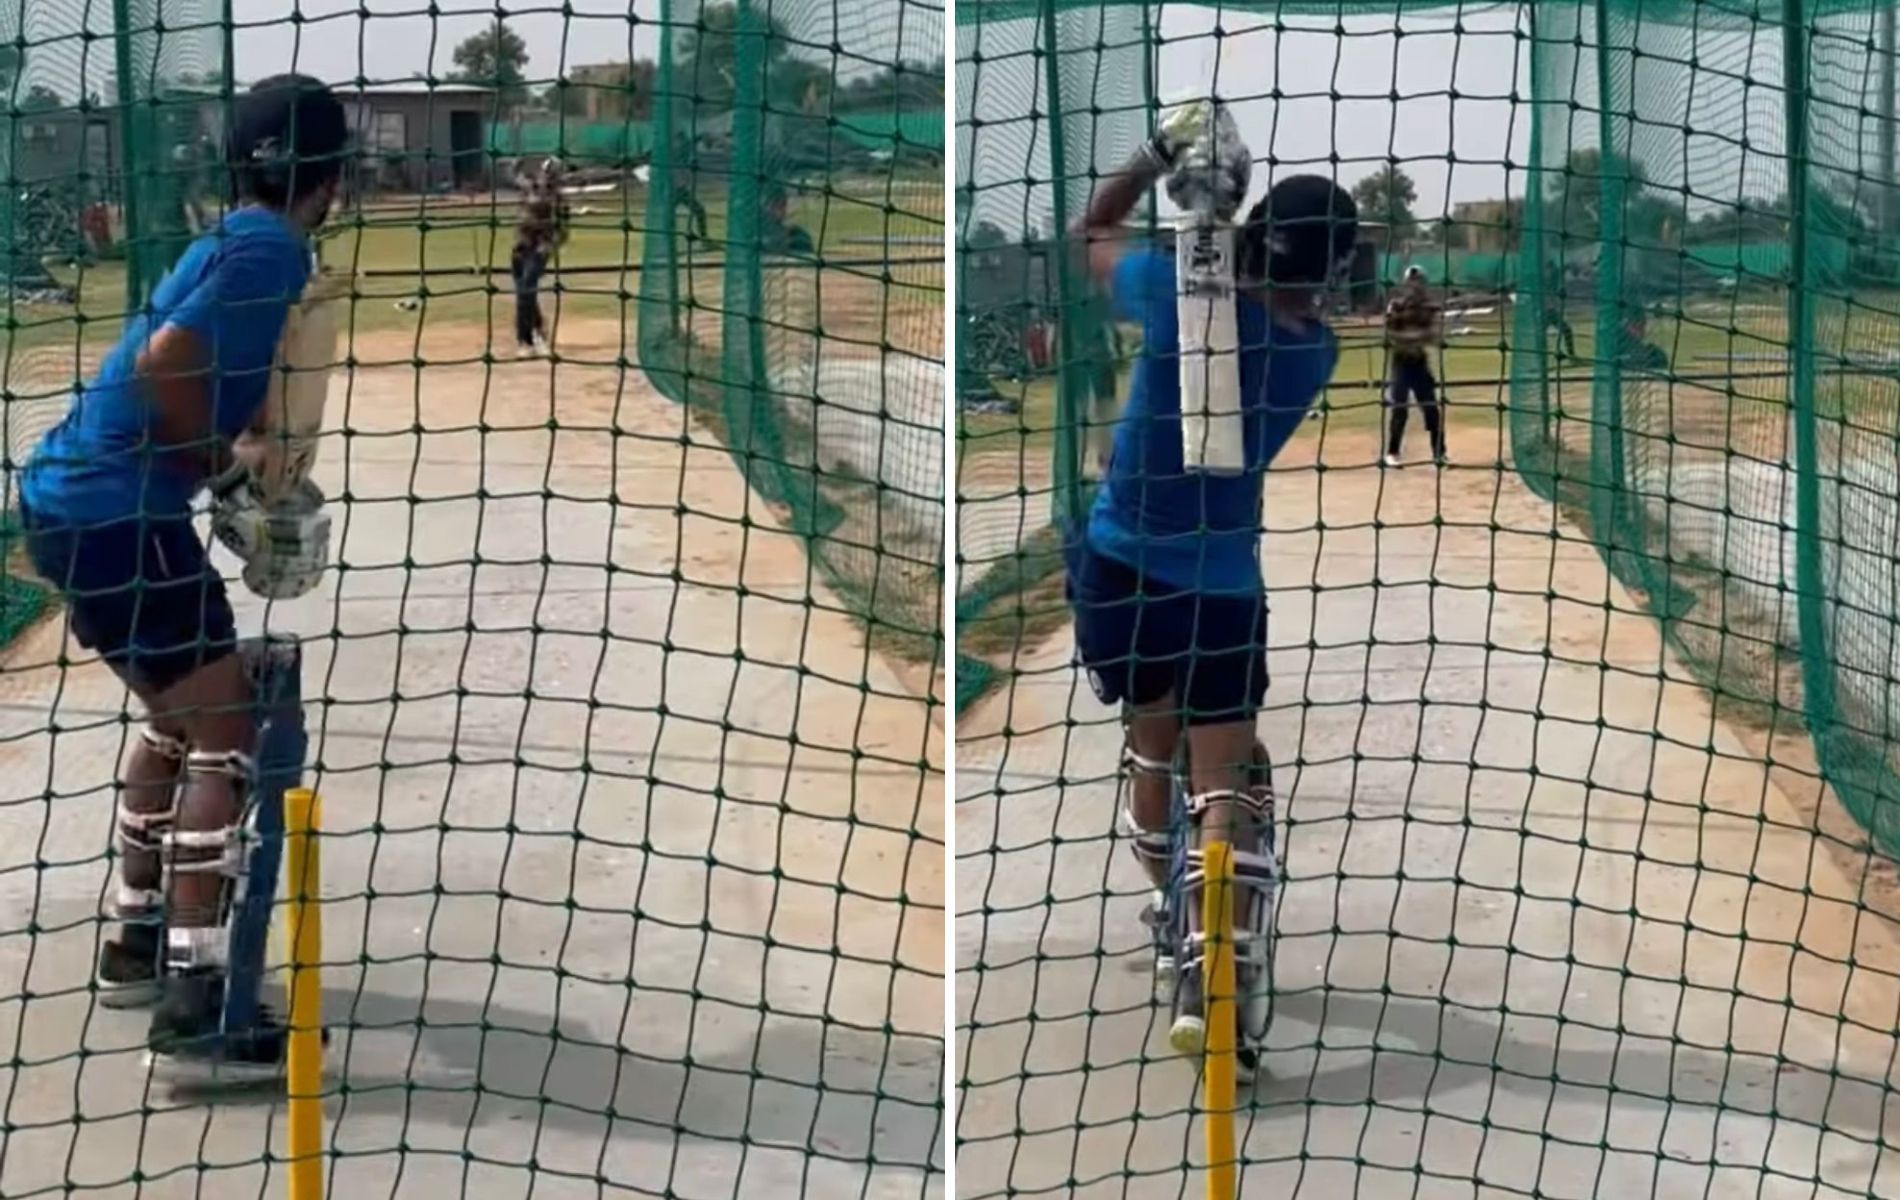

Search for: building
xmin=1448 ymin=198 xmax=1522 ymax=254
xmin=337 ymin=81 xmax=496 ymax=194
xmin=561 ymin=61 xmax=654 ymax=122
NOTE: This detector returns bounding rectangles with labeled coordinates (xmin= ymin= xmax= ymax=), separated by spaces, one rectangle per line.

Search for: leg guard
xmin=1117 ymin=749 xmax=1174 ymax=874
xmin=160 ymin=750 xmax=255 ymax=976
xmin=1179 ymin=782 xmax=1279 ymax=978
xmin=112 ymin=727 xmax=187 ymax=919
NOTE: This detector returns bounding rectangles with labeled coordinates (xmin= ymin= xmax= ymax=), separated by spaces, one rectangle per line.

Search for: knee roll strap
xmin=1185 ymin=784 xmax=1276 ymax=828
xmin=142 ymin=727 xmax=188 ymax=762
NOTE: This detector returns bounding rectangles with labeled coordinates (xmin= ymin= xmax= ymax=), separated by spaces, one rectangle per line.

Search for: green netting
xmin=486 ymin=117 xmax=656 ymax=163
xmin=953 ymin=0 xmax=1150 ymax=708
xmin=638 ymin=0 xmax=946 ymax=669
xmin=0 ymin=3 xmax=943 ymax=1196
xmin=959 ymin=1 xmax=1900 ymax=1196
xmin=1507 ymin=0 xmax=1900 ymax=855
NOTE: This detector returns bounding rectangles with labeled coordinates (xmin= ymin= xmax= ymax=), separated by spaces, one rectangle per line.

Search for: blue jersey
xmin=1086 ymin=248 xmax=1338 ymax=594
xmin=21 ymin=207 xmax=313 ymax=524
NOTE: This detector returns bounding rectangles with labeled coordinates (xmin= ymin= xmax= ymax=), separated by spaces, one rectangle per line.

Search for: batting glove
xmin=1140 ymin=100 xmax=1214 ymax=173
xmin=210 ymin=476 xmax=331 ymax=600
xmin=1164 ymin=104 xmax=1252 ymax=221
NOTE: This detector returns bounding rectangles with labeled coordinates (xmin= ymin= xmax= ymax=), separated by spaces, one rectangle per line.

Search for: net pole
xmin=1200 ymin=841 xmax=1238 ymax=1200
xmin=1882 ymin=6 xmax=1895 ymax=234
xmin=1785 ymin=0 xmax=1832 ymax=738
xmin=284 ymin=788 xmax=325 ymax=1200
xmin=1037 ymin=0 xmax=1083 ymax=527
xmin=1588 ymin=0 xmax=1627 ymax=560
xmin=111 ymin=0 xmax=143 ymax=307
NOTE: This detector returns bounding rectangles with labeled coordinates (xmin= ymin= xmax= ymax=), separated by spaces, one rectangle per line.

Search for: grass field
xmin=5 ymin=180 xmax=943 ymax=358
xmin=952 ymin=291 xmax=1881 ymax=704
xmin=1 ymin=177 xmax=947 ymax=683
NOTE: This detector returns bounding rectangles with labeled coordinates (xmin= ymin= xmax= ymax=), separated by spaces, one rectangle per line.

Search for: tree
xmin=1352 ymin=166 xmax=1418 ymax=242
xmin=557 ymin=59 xmax=656 ymax=121
xmin=450 ymin=24 xmax=530 ymax=110
xmin=18 ymin=85 xmax=61 ymax=113
xmin=680 ymin=2 xmax=790 ymax=109
xmin=968 ymin=220 xmax=1010 ymax=249
xmin=835 ymin=59 xmax=945 ymax=112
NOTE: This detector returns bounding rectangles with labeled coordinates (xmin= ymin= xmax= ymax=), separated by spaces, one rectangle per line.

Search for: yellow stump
xmin=284 ymin=789 xmax=324 ymax=1200
xmin=1201 ymin=840 xmax=1238 ymax=1200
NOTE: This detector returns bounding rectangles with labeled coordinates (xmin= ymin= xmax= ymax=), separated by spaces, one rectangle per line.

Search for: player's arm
xmin=141 ymin=245 xmax=300 ymax=488
xmin=1073 ymin=102 xmax=1212 ymax=290
xmin=139 ymin=327 xmax=248 ymax=482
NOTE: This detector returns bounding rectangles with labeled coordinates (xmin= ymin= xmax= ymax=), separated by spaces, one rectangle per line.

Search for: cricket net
xmin=639 ymin=0 xmax=946 ymax=669
xmin=0 ymin=3 xmax=943 ymax=1198
xmin=958 ymin=1 xmax=1900 ymax=1196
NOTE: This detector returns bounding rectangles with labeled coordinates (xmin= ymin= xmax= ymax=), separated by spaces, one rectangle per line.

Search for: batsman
xmin=17 ymin=74 xmax=347 ymax=1077
xmin=1067 ymin=99 xmax=1356 ymax=1074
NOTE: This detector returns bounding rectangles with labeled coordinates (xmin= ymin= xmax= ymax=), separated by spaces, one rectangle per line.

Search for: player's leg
xmin=528 ymin=248 xmax=551 ymax=349
xmin=1068 ymin=539 xmax=1181 ymax=894
xmin=15 ymin=509 xmax=195 ymax=1002
xmin=96 ymin=715 xmax=189 ymax=1001
xmin=89 ymin=520 xmax=279 ymax=1066
xmin=1171 ymin=592 xmax=1273 ymax=1062
xmin=1383 ymin=363 xmax=1411 ymax=466
xmin=1181 ymin=591 xmax=1271 ymax=858
xmin=1414 ymin=359 xmax=1446 ymax=463
xmin=512 ymin=247 xmax=538 ymax=355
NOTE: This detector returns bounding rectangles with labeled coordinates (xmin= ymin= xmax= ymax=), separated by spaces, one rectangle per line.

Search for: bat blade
xmin=243 ymin=274 xmax=342 ymax=503
xmin=1176 ymin=220 xmax=1244 ymax=475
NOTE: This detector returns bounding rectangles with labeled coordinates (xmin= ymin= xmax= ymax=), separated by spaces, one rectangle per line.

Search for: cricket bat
xmin=240 ymin=269 xmax=344 ymax=503
xmin=1176 ymin=215 xmax=1244 ymax=474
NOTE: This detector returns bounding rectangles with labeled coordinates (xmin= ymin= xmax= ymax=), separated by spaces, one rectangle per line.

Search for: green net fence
xmin=638 ymin=0 xmax=946 ymax=669
xmin=0 ymin=3 xmax=944 ymax=1197
xmin=958 ymin=1 xmax=1900 ymax=1196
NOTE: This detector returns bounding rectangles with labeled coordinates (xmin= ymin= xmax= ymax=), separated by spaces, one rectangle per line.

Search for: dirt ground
xmin=0 ymin=316 xmax=945 ymax=1199
xmin=956 ymin=416 xmax=1900 ymax=1199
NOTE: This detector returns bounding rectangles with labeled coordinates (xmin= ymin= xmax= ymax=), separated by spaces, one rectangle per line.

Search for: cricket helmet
xmin=1240 ymin=174 xmax=1358 ymax=287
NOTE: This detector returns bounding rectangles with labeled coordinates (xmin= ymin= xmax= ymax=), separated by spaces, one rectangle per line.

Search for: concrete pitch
xmin=0 ymin=320 xmax=945 ymax=1200
xmin=956 ymin=424 xmax=1900 ymax=1200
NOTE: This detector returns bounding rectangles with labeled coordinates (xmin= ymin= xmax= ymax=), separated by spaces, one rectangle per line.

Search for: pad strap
xmin=113 ymin=885 xmax=164 ymax=919
xmin=141 ymin=727 xmax=188 ymax=761
xmin=117 ymin=802 xmax=177 ymax=854
xmin=1184 ymin=786 xmax=1275 ymax=825
xmin=1124 ymin=749 xmax=1172 ymax=778
xmin=1117 ymin=805 xmax=1169 ymax=867
xmin=166 ymin=926 xmax=228 ymax=973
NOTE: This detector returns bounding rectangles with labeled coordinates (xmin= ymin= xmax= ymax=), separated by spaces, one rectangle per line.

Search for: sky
xmin=959 ymin=4 xmax=1535 ymax=237
xmin=8 ymin=0 xmax=937 ymax=97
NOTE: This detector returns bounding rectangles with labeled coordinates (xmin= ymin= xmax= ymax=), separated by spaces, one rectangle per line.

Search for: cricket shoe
xmin=145 ymin=972 xmax=329 ymax=1085
xmin=1167 ymin=968 xmax=1259 ymax=1083
xmin=95 ymin=921 xmax=163 ymax=1010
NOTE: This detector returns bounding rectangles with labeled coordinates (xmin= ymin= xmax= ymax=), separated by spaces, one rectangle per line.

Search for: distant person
xmin=1382 ymin=264 xmax=1445 ymax=467
xmin=760 ymin=180 xmax=814 ymax=256
xmin=1546 ymin=297 xmax=1577 ymax=360
xmin=511 ymin=156 xmax=570 ymax=358
xmin=673 ymin=136 xmax=710 ymax=242
xmin=1620 ymin=308 xmax=1669 ymax=373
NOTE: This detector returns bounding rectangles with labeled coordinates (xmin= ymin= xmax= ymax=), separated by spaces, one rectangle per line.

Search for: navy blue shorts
xmin=1066 ymin=538 xmax=1268 ymax=725
xmin=19 ymin=506 xmax=237 ymax=696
